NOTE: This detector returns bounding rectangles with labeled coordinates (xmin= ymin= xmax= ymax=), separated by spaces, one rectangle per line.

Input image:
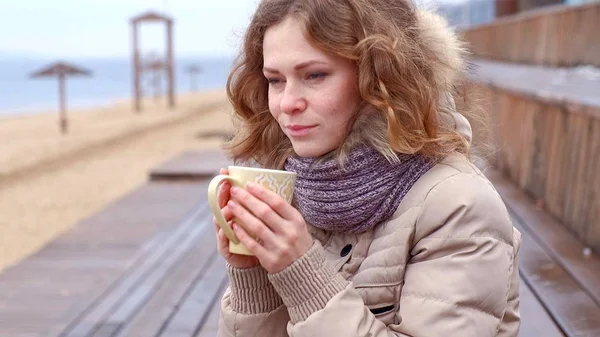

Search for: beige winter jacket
xmin=217 ymin=9 xmax=521 ymax=337
xmin=218 ymin=150 xmax=521 ymax=336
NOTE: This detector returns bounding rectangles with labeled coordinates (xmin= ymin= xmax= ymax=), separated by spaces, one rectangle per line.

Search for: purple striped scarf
xmin=284 ymin=146 xmax=435 ymax=233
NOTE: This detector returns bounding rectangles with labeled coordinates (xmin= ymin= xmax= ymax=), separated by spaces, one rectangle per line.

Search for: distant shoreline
xmin=0 ymin=95 xmax=129 ymax=118
xmin=0 ymin=89 xmax=224 ymax=119
xmin=0 ymin=55 xmax=234 ymax=117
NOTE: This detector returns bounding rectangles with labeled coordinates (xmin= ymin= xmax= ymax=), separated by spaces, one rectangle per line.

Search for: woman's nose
xmin=280 ymin=83 xmax=307 ymax=115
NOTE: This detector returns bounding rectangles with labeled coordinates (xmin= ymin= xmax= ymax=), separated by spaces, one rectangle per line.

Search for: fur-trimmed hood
xmin=343 ymin=9 xmax=472 ymax=159
xmin=416 ymin=10 xmax=469 ymax=91
xmin=417 ymin=10 xmax=473 ymax=144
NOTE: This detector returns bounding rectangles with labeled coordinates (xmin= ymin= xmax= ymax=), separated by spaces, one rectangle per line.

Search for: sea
xmin=0 ymin=55 xmax=235 ymax=117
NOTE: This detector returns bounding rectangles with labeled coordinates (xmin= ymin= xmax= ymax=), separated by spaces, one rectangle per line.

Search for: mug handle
xmin=207 ymin=175 xmax=241 ymax=244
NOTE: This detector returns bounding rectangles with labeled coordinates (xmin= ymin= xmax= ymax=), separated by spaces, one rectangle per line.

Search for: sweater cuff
xmin=268 ymin=241 xmax=349 ymax=323
xmin=227 ymin=264 xmax=283 ymax=314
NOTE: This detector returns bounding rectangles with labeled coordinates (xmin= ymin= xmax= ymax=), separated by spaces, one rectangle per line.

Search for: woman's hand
xmin=228 ymin=182 xmax=313 ymax=274
xmin=213 ymin=168 xmax=260 ymax=269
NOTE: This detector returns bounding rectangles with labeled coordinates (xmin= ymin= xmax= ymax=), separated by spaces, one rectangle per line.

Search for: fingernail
xmin=231 ymin=187 xmax=240 ymax=195
xmin=228 ymin=200 xmax=237 ymax=208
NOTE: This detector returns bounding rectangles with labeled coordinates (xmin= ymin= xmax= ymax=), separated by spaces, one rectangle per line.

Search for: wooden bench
xmin=469 ymin=59 xmax=600 ymax=112
xmin=487 ymin=168 xmax=600 ymax=337
xmin=467 ymin=58 xmax=600 ymax=259
xmin=466 ymin=53 xmax=600 ymax=337
xmin=149 ymin=150 xmax=230 ymax=182
xmin=2 ymin=150 xmax=599 ymax=336
xmin=461 ymin=2 xmax=600 ymax=68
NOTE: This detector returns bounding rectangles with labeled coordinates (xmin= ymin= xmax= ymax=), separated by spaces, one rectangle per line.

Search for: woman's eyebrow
xmin=263 ymin=60 xmax=328 ymax=73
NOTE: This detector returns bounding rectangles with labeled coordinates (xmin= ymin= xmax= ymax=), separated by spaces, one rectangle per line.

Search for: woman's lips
xmin=286 ymin=124 xmax=317 ymax=137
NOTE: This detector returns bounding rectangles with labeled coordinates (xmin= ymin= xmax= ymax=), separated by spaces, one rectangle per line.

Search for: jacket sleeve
xmin=268 ymin=172 xmax=517 ymax=337
xmin=217 ymin=264 xmax=290 ymax=337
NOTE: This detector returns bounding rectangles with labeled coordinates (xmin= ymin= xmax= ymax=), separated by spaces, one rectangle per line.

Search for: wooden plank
xmin=60 ymin=206 xmax=210 ymax=337
xmin=519 ymin=277 xmax=565 ymax=337
xmin=515 ymin=221 xmax=600 ymax=336
xmin=61 ymin=182 xmax=210 ymax=246
xmin=518 ymin=99 xmax=536 ymax=191
xmin=488 ymin=169 xmax=600 ymax=307
xmin=0 ymin=182 xmax=208 ymax=337
xmin=584 ymin=117 xmax=600 ymax=251
xmin=114 ymin=221 xmax=220 ymax=337
xmin=149 ymin=150 xmax=230 ymax=182
xmin=562 ymin=114 xmax=588 ymax=239
xmin=528 ymin=103 xmax=551 ymax=201
xmin=500 ymin=94 xmax=519 ymax=181
xmin=532 ymin=16 xmax=547 ymax=65
xmin=542 ymin=105 xmax=558 ymax=215
xmin=158 ymin=257 xmax=228 ymax=337
xmin=514 ymin=98 xmax=528 ymax=185
xmin=460 ymin=2 xmax=600 ymax=67
xmin=548 ymin=107 xmax=569 ymax=221
xmin=195 ymin=285 xmax=227 ymax=337
xmin=556 ymin=11 xmax=570 ymax=67
xmin=581 ymin=5 xmax=600 ymax=67
xmin=563 ymin=9 xmax=589 ymax=66
xmin=571 ymin=113 xmax=593 ymax=238
xmin=94 ymin=218 xmax=214 ymax=337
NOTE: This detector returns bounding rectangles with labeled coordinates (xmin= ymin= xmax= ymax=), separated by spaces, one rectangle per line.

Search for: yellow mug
xmin=207 ymin=166 xmax=297 ymax=256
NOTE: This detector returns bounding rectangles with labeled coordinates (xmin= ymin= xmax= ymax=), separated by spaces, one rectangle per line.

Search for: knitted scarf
xmin=284 ymin=145 xmax=435 ymax=233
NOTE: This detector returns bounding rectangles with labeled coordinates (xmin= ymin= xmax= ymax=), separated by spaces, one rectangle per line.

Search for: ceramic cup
xmin=207 ymin=166 xmax=296 ymax=255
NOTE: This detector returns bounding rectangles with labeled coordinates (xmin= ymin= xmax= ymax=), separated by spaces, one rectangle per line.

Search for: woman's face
xmin=263 ymin=16 xmax=361 ymax=158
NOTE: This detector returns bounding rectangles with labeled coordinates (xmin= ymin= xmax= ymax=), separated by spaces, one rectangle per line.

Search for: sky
xmin=0 ymin=0 xmax=261 ymax=59
xmin=0 ymin=0 xmax=458 ymax=59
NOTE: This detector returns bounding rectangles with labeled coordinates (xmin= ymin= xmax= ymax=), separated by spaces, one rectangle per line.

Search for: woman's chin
xmin=291 ymin=142 xmax=334 ymax=158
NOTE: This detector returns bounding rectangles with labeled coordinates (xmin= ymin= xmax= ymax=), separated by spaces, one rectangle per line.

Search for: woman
xmin=215 ymin=0 xmax=521 ymax=336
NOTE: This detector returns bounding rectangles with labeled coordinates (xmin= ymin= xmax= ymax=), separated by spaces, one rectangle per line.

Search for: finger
xmin=230 ymin=186 xmax=285 ymax=230
xmin=233 ymin=222 xmax=270 ymax=258
xmin=212 ymin=206 xmax=233 ymax=231
xmin=217 ymin=168 xmax=231 ymax=208
xmin=246 ymin=182 xmax=297 ymax=220
xmin=216 ymin=228 xmax=231 ymax=256
xmin=228 ymin=200 xmax=277 ymax=247
xmin=217 ymin=182 xmax=231 ymax=209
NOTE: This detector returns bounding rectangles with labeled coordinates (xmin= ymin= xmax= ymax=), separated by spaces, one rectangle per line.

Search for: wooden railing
xmin=461 ymin=2 xmax=600 ymax=67
xmin=472 ymin=83 xmax=600 ymax=252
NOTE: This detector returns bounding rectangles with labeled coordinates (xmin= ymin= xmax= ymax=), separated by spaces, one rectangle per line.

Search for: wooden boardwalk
xmin=1 ymin=151 xmax=599 ymax=337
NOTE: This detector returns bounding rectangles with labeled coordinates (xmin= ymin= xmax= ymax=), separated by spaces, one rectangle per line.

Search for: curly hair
xmin=225 ymin=0 xmax=472 ymax=169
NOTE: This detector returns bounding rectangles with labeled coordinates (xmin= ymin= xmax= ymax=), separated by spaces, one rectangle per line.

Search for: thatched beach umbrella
xmin=30 ymin=61 xmax=92 ymax=134
xmin=185 ymin=65 xmax=202 ymax=92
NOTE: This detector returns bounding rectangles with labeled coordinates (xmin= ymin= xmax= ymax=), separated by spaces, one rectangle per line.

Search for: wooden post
xmin=167 ymin=21 xmax=175 ymax=109
xmin=154 ymin=67 xmax=161 ymax=102
xmin=132 ymin=22 xmax=141 ymax=113
xmin=58 ymin=73 xmax=67 ymax=134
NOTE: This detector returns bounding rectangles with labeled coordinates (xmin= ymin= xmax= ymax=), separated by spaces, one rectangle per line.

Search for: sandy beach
xmin=0 ymin=91 xmax=234 ymax=272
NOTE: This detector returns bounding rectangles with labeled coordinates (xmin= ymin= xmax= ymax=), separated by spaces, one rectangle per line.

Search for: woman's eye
xmin=307 ymin=72 xmax=327 ymax=80
xmin=267 ymin=78 xmax=282 ymax=85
